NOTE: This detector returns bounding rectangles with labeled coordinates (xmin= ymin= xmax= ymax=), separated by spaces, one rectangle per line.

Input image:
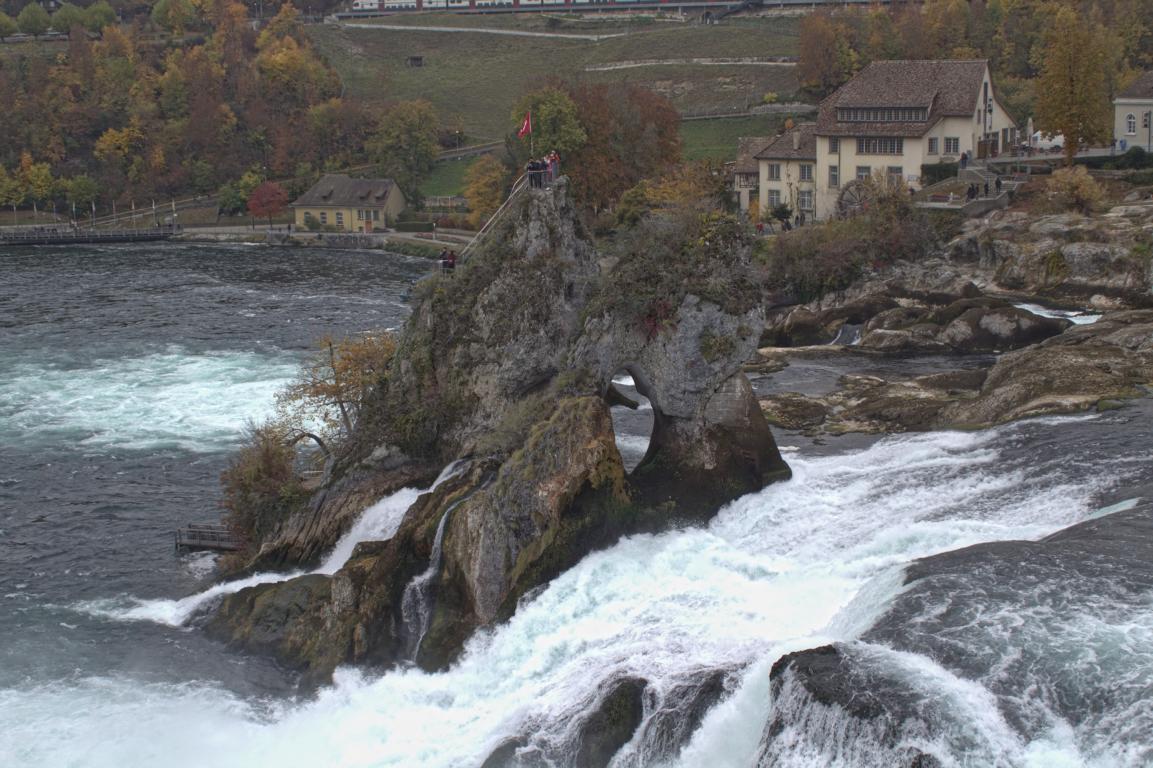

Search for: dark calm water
xmin=1 ymin=243 xmax=1150 ymax=767
xmin=0 ymin=243 xmax=431 ymax=695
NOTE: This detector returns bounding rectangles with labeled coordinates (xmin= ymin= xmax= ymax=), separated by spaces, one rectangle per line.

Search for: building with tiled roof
xmin=291 ymin=174 xmax=406 ymax=233
xmin=1114 ymin=71 xmax=1153 ymax=152
xmin=763 ymin=60 xmax=1017 ymax=221
xmin=752 ymin=122 xmax=818 ymax=218
xmin=732 ymin=136 xmax=772 ymax=212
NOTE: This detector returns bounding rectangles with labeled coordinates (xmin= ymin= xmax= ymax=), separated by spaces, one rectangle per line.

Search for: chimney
xmin=792 ymin=130 xmax=800 ymax=151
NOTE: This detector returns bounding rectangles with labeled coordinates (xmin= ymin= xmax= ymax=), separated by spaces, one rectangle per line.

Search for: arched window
xmin=1128 ymin=113 xmax=1138 ymax=134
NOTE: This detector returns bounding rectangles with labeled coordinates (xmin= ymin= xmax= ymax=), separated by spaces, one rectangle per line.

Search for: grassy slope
xmin=680 ymin=114 xmax=791 ymax=161
xmin=420 ymin=156 xmax=477 ymax=197
xmin=308 ymin=15 xmax=801 ymax=141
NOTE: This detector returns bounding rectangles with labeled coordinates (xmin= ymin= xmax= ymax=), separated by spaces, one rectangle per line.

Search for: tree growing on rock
xmin=277 ymin=333 xmax=398 ymax=441
xmin=511 ymin=87 xmax=587 ymax=159
xmin=247 ymin=180 xmax=289 ymax=227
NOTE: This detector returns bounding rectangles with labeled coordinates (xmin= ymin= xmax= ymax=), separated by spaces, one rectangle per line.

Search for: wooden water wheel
xmin=836 ymin=180 xmax=872 ymax=218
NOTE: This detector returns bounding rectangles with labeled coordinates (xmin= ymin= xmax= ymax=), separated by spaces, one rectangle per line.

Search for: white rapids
xmin=5 ymin=418 xmax=1136 ymax=768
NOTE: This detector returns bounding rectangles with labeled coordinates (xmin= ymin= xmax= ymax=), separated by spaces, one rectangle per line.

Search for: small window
xmin=768 ymin=164 xmax=781 ymax=181
xmin=798 ymin=190 xmax=813 ymax=211
xmin=887 ymin=166 xmax=903 ymax=183
xmin=357 ymin=210 xmax=364 ymax=221
xmin=373 ymin=209 xmax=381 ymax=221
xmin=767 ymin=189 xmax=781 ymax=207
xmin=829 ymin=165 xmax=839 ymax=188
xmin=799 ymin=164 xmax=813 ymax=181
xmin=1128 ymin=113 xmax=1138 ymax=135
xmin=928 ymin=137 xmax=939 ymax=155
xmin=945 ymin=137 xmax=960 ymax=154
xmin=829 ymin=137 xmax=839 ymax=153
xmin=319 ymin=212 xmax=328 ymax=224
xmin=856 ymin=166 xmax=872 ymax=181
xmin=336 ymin=212 xmax=344 ymax=226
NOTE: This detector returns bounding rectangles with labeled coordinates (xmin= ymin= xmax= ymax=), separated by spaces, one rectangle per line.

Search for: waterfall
xmin=829 ymin=323 xmax=862 ymax=346
xmin=400 ymin=507 xmax=453 ymax=662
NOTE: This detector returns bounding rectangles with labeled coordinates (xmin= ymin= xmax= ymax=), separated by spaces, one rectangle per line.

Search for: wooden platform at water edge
xmin=174 ymin=523 xmax=242 ymax=554
xmin=0 ymin=225 xmax=179 ymax=247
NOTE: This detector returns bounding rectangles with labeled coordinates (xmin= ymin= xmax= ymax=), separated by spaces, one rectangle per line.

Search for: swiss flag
xmin=517 ymin=111 xmax=532 ymax=138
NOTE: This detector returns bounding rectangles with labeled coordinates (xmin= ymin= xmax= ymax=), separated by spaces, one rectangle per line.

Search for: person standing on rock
xmin=984 ymin=181 xmax=990 ymax=197
xmin=995 ymin=176 xmax=1003 ymax=194
xmin=547 ymin=151 xmax=560 ymax=182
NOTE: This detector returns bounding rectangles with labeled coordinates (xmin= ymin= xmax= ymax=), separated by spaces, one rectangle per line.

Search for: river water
xmin=1 ymin=244 xmax=1150 ymax=767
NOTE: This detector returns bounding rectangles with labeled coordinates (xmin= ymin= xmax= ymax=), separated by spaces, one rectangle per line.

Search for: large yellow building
xmin=738 ymin=60 xmax=1018 ymax=222
xmin=291 ymin=174 xmax=407 ymax=233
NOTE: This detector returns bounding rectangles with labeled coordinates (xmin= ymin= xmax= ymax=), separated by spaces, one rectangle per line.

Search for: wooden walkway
xmin=174 ymin=523 xmax=242 ymax=554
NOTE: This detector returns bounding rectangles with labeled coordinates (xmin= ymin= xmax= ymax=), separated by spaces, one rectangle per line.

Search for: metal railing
xmin=459 ymin=173 xmax=529 ymax=261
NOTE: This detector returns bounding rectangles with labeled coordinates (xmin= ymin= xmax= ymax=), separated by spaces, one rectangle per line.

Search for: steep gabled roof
xmin=291 ymin=174 xmax=399 ymax=208
xmin=1119 ymin=71 xmax=1153 ymax=100
xmin=735 ymin=136 xmax=773 ymax=173
xmin=816 ymin=60 xmax=991 ymax=137
xmin=754 ymin=122 xmax=817 ymax=161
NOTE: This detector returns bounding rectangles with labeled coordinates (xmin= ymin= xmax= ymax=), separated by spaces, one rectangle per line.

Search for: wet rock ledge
xmin=203 ymin=180 xmax=790 ymax=685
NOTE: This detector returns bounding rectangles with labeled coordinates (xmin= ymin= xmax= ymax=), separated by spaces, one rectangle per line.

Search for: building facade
xmin=291 ymin=175 xmax=406 ymax=233
xmin=744 ymin=60 xmax=1016 ymax=222
xmin=1114 ymin=71 xmax=1153 ymax=153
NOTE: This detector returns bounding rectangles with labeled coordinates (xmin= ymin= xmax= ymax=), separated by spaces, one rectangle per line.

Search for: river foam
xmin=0 ymin=347 xmax=298 ymax=452
xmin=8 ymin=415 xmax=1139 ymax=768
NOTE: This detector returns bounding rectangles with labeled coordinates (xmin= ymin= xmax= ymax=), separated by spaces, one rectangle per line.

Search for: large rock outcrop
xmin=946 ymin=205 xmax=1153 ymax=307
xmin=759 ymin=310 xmax=1153 ymax=436
xmin=204 ymin=180 xmax=789 ymax=682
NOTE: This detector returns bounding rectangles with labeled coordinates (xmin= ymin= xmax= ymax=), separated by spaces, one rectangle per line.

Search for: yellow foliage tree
xmin=1033 ymin=6 xmax=1113 ymax=166
xmin=464 ymin=154 xmax=509 ymax=228
xmin=276 ymin=333 xmax=398 ymax=439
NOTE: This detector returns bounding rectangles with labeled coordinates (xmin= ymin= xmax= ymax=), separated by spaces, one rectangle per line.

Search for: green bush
xmin=920 ymin=162 xmax=959 ymax=186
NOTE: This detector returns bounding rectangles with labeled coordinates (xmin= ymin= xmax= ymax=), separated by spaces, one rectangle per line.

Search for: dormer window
xmin=836 ymin=107 xmax=928 ymax=122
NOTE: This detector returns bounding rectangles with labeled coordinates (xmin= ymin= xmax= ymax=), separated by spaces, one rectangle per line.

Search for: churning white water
xmin=0 ymin=347 xmax=299 ymax=452
xmin=1014 ymin=302 xmax=1102 ymax=325
xmin=6 ymin=418 xmax=1133 ymax=768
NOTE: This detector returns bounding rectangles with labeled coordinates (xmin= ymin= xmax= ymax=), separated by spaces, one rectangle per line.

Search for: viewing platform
xmin=0 ymin=225 xmax=180 ymax=247
xmin=174 ymin=523 xmax=242 ymax=554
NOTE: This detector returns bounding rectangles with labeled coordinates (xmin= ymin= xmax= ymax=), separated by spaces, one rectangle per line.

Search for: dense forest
xmin=0 ymin=1 xmax=383 ymax=216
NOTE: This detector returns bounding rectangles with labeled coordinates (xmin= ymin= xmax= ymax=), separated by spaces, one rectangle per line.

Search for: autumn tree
xmin=464 ymin=154 xmax=509 ymax=228
xmin=17 ymin=3 xmax=51 ymax=36
xmin=564 ymin=83 xmax=681 ymax=212
xmin=511 ymin=87 xmax=587 ymax=159
xmin=247 ymin=180 xmax=289 ymax=226
xmin=18 ymin=153 xmax=53 ymax=218
xmin=151 ymin=0 xmax=197 ymax=37
xmin=276 ymin=333 xmax=398 ymax=440
xmin=0 ymin=12 xmax=16 ymax=39
xmin=0 ymin=166 xmax=24 ymax=224
xmin=371 ymin=100 xmax=440 ymax=203
xmin=797 ymin=12 xmax=858 ymax=94
xmin=1033 ymin=6 xmax=1113 ymax=165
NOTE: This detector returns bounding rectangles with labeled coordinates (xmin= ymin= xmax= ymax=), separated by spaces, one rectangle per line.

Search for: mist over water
xmin=2 ymin=243 xmax=1150 ymax=767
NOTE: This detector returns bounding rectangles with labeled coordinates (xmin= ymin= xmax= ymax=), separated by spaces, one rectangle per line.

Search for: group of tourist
xmin=438 ymin=248 xmax=457 ymax=273
xmin=526 ymin=151 xmax=561 ymax=188
xmin=964 ymin=175 xmax=1003 ymax=201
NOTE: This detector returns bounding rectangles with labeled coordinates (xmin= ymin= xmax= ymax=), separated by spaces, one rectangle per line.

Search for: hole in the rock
xmin=609 ymin=370 xmax=654 ymax=473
